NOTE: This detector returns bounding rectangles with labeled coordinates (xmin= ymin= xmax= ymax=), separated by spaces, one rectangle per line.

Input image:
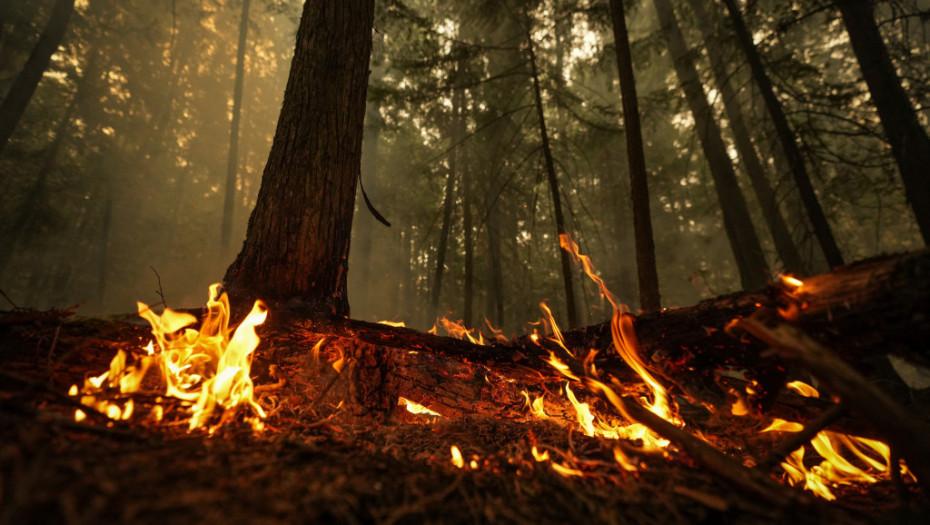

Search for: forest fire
xmin=70 ymin=284 xmax=267 ymax=432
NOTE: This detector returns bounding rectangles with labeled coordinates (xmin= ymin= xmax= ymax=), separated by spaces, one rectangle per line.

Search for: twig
xmin=150 ymin=266 xmax=167 ymax=308
xmin=45 ymin=324 xmax=63 ymax=379
xmin=758 ymin=403 xmax=847 ymax=471
xmin=0 ymin=288 xmax=18 ymax=308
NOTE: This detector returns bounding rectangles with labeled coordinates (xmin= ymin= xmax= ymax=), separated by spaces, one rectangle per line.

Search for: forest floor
xmin=0 ymin=308 xmax=923 ymax=525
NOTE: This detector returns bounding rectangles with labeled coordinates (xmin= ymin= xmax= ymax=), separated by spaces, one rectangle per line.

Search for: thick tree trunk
xmin=720 ymin=0 xmax=845 ymax=268
xmin=836 ymin=0 xmax=930 ymax=244
xmin=0 ymin=0 xmax=74 ymax=156
xmin=485 ymin=207 xmax=505 ymax=328
xmin=220 ymin=0 xmax=251 ymax=255
xmin=608 ymin=0 xmax=661 ymax=312
xmin=652 ymin=0 xmax=770 ymax=290
xmin=224 ymin=0 xmax=375 ymax=317
xmin=688 ymin=0 xmax=807 ymax=275
xmin=526 ymin=24 xmax=578 ymax=327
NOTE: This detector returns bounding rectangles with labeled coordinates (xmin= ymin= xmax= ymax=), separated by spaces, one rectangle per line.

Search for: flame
xmin=431 ymin=317 xmax=487 ymax=345
xmin=378 ymin=320 xmax=406 ymax=328
xmin=484 ymin=319 xmax=510 ymax=342
xmin=450 ymin=445 xmax=465 ymax=468
xmin=73 ymin=284 xmax=267 ymax=432
xmin=531 ymin=446 xmax=550 ymax=462
xmin=551 ymin=462 xmax=584 ymax=477
xmin=762 ymin=382 xmax=913 ymax=499
xmin=398 ymin=396 xmax=442 ymax=417
xmin=780 ymin=275 xmax=804 ymax=290
xmin=559 ymin=234 xmax=678 ymax=426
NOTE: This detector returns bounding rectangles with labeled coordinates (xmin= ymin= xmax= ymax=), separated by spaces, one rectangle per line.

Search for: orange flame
xmin=398 ymin=396 xmax=442 ymax=417
xmin=72 ymin=284 xmax=267 ymax=432
xmin=762 ymin=382 xmax=913 ymax=500
xmin=450 ymin=445 xmax=465 ymax=468
xmin=434 ymin=317 xmax=486 ymax=345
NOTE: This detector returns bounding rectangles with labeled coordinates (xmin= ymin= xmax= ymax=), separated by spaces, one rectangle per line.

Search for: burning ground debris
xmin=2 ymin=249 xmax=930 ymax=523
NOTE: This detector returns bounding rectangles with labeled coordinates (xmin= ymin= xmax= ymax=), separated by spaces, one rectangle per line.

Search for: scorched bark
xmin=224 ymin=0 xmax=375 ymax=317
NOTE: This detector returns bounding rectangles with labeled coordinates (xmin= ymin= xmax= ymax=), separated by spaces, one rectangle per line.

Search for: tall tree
xmin=688 ymin=0 xmax=807 ymax=275
xmin=525 ymin=12 xmax=578 ymax=327
xmin=0 ymin=0 xmax=75 ymax=156
xmin=220 ymin=0 xmax=252 ymax=255
xmin=653 ymin=0 xmax=770 ymax=290
xmin=719 ymin=0 xmax=845 ymax=268
xmin=836 ymin=0 xmax=930 ymax=244
xmin=224 ymin=0 xmax=375 ymax=317
xmin=608 ymin=0 xmax=661 ymax=311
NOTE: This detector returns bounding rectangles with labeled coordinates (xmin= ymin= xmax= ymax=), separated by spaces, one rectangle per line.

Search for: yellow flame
xmin=551 ymin=462 xmax=584 ymax=477
xmin=74 ymin=409 xmax=86 ymax=422
xmin=377 ymin=320 xmax=406 ymax=328
xmin=435 ymin=317 xmax=486 ymax=345
xmin=780 ymin=275 xmax=804 ymax=289
xmin=450 ymin=445 xmax=465 ymax=468
xmin=762 ymin=416 xmax=913 ymax=499
xmin=75 ymin=284 xmax=267 ymax=432
xmin=786 ymin=380 xmax=820 ymax=398
xmin=531 ymin=446 xmax=550 ymax=462
xmin=398 ymin=396 xmax=442 ymax=417
xmin=484 ymin=319 xmax=510 ymax=342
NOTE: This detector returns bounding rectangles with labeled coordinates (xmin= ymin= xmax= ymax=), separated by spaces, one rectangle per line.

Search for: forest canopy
xmin=1 ymin=0 xmax=928 ymax=334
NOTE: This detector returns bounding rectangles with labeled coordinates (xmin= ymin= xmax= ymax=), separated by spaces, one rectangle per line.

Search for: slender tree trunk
xmin=608 ymin=0 xmax=661 ymax=311
xmin=689 ymin=0 xmax=807 ymax=275
xmin=224 ymin=0 xmax=375 ymax=317
xmin=429 ymin=144 xmax=457 ymax=321
xmin=97 ymin=192 xmax=113 ymax=308
xmin=350 ymin=30 xmax=385 ymax=303
xmin=836 ymin=0 xmax=930 ymax=244
xmin=0 ymin=90 xmax=79 ymax=275
xmin=0 ymin=0 xmax=74 ymax=156
xmin=525 ymin=23 xmax=578 ymax=327
xmin=220 ymin=0 xmax=252 ymax=254
xmin=459 ymin=84 xmax=474 ymax=327
xmin=720 ymin=0 xmax=844 ymax=268
xmin=486 ymin=207 xmax=505 ymax=329
xmin=653 ymin=0 xmax=770 ymax=290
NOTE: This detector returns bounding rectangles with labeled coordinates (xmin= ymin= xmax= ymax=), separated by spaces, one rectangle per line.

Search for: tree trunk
xmin=608 ymin=0 xmax=661 ymax=312
xmin=428 ymin=98 xmax=459 ymax=322
xmin=224 ymin=0 xmax=375 ymax=317
xmin=720 ymin=0 xmax=845 ymax=268
xmin=525 ymin=22 xmax=578 ymax=327
xmin=486 ymin=207 xmax=505 ymax=328
xmin=0 ymin=0 xmax=74 ymax=156
xmin=652 ymin=0 xmax=770 ymax=290
xmin=220 ymin=0 xmax=251 ymax=255
xmin=836 ymin=0 xmax=930 ymax=245
xmin=688 ymin=0 xmax=807 ymax=275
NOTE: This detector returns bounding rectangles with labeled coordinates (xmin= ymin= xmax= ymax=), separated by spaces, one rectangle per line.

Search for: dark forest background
xmin=1 ymin=0 xmax=927 ymax=334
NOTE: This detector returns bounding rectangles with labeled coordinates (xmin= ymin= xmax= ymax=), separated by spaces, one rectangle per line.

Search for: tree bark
xmin=608 ymin=0 xmax=662 ymax=312
xmin=224 ymin=0 xmax=375 ymax=317
xmin=458 ymin=70 xmax=475 ymax=327
xmin=720 ymin=0 xmax=845 ymax=268
xmin=526 ymin=22 xmax=578 ymax=327
xmin=0 ymin=0 xmax=75 ymax=156
xmin=428 ymin=106 xmax=459 ymax=322
xmin=836 ymin=0 xmax=930 ymax=245
xmin=485 ymin=207 xmax=505 ymax=328
xmin=220 ymin=0 xmax=252 ymax=255
xmin=652 ymin=0 xmax=770 ymax=290
xmin=688 ymin=0 xmax=807 ymax=275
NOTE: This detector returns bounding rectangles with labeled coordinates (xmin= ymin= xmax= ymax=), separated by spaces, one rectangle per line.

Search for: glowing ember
xmin=72 ymin=284 xmax=267 ymax=432
xmin=378 ymin=320 xmax=406 ymax=328
xmin=779 ymin=275 xmax=804 ymax=290
xmin=450 ymin=445 xmax=465 ymax=468
xmin=551 ymin=462 xmax=584 ymax=477
xmin=398 ymin=396 xmax=442 ymax=417
xmin=531 ymin=446 xmax=550 ymax=462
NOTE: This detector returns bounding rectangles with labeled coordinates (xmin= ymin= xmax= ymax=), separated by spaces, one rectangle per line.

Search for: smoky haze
xmin=1 ymin=0 xmax=927 ymax=336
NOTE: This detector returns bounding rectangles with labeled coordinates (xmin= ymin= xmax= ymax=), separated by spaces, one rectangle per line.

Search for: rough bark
xmin=836 ymin=0 xmax=930 ymax=245
xmin=688 ymin=0 xmax=807 ymax=275
xmin=0 ymin=0 xmax=74 ymax=156
xmin=652 ymin=0 xmax=770 ymax=290
xmin=608 ymin=0 xmax=662 ymax=312
xmin=720 ymin=0 xmax=845 ymax=268
xmin=224 ymin=0 xmax=375 ymax=317
xmin=220 ymin=0 xmax=252 ymax=255
xmin=526 ymin=23 xmax=578 ymax=327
